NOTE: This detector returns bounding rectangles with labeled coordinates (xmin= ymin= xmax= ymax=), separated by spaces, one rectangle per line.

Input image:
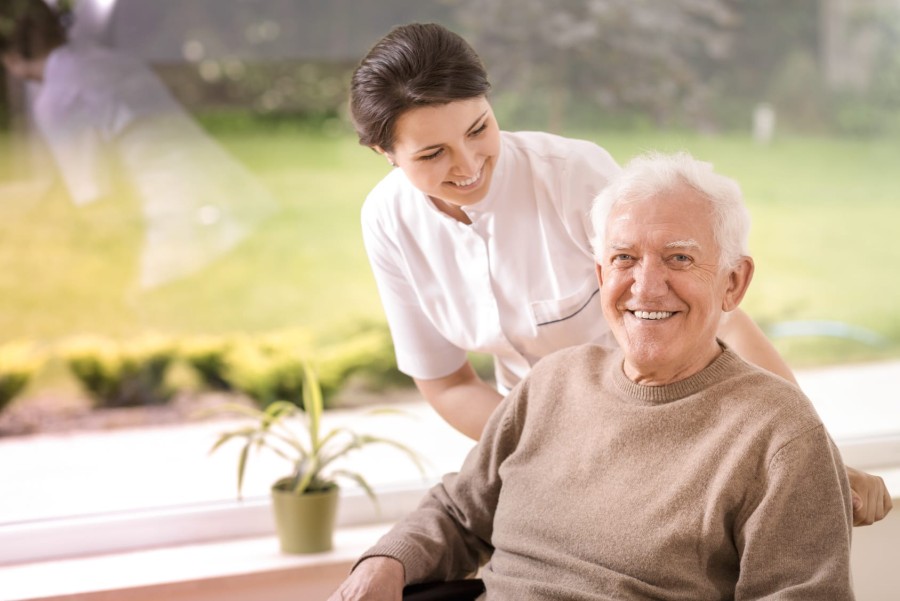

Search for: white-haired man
xmin=330 ymin=152 xmax=856 ymax=600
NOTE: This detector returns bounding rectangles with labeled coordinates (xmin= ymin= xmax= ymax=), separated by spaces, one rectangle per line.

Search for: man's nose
xmin=631 ymin=259 xmax=668 ymax=299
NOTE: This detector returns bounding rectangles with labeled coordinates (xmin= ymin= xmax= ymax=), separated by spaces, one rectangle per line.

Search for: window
xmin=0 ymin=0 xmax=897 ymax=569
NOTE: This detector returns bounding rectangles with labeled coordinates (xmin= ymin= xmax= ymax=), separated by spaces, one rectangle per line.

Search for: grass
xmin=1 ymin=126 xmax=898 ymax=368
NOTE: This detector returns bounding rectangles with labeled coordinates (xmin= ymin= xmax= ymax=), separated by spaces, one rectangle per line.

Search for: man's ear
xmin=595 ymin=263 xmax=605 ymax=287
xmin=722 ymin=256 xmax=754 ymax=312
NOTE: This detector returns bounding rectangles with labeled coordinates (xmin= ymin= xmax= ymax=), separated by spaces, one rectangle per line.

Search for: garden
xmin=1 ymin=123 xmax=899 ymax=436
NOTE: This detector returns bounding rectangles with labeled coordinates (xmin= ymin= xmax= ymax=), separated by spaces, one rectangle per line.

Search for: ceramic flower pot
xmin=270 ymin=480 xmax=339 ymax=554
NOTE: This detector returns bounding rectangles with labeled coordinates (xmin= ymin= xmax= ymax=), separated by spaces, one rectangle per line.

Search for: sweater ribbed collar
xmin=611 ymin=343 xmax=742 ymax=405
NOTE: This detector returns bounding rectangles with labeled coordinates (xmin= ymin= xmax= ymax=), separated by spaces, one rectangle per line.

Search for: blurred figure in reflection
xmin=0 ymin=0 xmax=278 ymax=288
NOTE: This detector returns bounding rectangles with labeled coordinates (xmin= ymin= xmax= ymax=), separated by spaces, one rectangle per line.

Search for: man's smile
xmin=629 ymin=310 xmax=676 ymax=320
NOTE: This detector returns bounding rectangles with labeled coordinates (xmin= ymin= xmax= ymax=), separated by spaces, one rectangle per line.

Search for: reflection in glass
xmin=2 ymin=0 xmax=278 ymax=289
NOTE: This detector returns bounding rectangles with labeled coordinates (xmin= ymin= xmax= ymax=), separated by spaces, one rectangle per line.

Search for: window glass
xmin=0 ymin=0 xmax=897 ymax=563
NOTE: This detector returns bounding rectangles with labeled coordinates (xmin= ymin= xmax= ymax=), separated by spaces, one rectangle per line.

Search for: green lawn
xmin=1 ymin=127 xmax=898 ymax=367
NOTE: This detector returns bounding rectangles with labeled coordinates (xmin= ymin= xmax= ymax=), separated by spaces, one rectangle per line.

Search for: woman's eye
xmin=469 ymin=122 xmax=488 ymax=136
xmin=419 ymin=149 xmax=444 ymax=161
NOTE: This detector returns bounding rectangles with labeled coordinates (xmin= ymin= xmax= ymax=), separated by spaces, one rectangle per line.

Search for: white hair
xmin=590 ymin=151 xmax=751 ymax=270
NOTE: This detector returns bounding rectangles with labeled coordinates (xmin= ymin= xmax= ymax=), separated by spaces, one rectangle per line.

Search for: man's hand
xmin=847 ymin=466 xmax=893 ymax=526
xmin=327 ymin=556 xmax=406 ymax=601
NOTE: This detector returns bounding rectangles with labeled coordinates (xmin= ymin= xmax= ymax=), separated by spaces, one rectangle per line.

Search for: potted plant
xmin=209 ymin=360 xmax=426 ymax=554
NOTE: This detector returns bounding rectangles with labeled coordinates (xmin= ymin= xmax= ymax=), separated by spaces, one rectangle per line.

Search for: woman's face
xmin=1 ymin=52 xmax=31 ymax=80
xmin=382 ymin=97 xmax=501 ymax=211
xmin=1 ymin=51 xmax=44 ymax=81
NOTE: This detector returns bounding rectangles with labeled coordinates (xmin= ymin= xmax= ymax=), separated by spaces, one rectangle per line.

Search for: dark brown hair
xmin=0 ymin=0 xmax=67 ymax=59
xmin=349 ymin=23 xmax=491 ymax=152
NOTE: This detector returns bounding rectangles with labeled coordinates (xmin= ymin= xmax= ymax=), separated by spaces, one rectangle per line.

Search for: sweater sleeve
xmin=734 ymin=426 xmax=854 ymax=600
xmin=354 ymin=379 xmax=528 ymax=584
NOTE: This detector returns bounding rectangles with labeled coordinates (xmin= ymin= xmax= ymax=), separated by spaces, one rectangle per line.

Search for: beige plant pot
xmin=270 ymin=480 xmax=339 ymax=554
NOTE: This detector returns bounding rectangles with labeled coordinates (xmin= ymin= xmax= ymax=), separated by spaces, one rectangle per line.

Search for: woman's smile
xmin=447 ymin=165 xmax=485 ymax=189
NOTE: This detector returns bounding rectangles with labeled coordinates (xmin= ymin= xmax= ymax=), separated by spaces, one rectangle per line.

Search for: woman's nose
xmin=453 ymin=145 xmax=479 ymax=176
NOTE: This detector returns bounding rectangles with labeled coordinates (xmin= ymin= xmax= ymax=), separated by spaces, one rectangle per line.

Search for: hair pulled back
xmin=0 ymin=0 xmax=68 ymax=59
xmin=350 ymin=22 xmax=491 ymax=152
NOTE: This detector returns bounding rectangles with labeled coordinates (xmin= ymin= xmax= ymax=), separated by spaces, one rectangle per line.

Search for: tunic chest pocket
xmin=530 ymin=278 xmax=600 ymax=327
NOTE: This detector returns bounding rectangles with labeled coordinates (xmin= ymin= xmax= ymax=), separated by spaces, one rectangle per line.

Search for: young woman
xmin=349 ymin=22 xmax=890 ymax=525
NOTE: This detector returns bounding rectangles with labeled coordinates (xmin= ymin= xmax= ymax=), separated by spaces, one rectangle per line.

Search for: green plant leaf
xmin=301 ymin=361 xmax=323 ymax=449
xmin=330 ymin=468 xmax=378 ymax=509
xmin=208 ymin=428 xmax=255 ymax=454
xmin=203 ymin=357 xmax=426 ymax=504
xmin=356 ymin=434 xmax=431 ymax=477
xmin=236 ymin=439 xmax=253 ymax=499
xmin=292 ymin=453 xmax=320 ymax=495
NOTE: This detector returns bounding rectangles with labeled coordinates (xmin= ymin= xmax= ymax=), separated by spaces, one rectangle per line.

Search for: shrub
xmin=225 ymin=337 xmax=310 ymax=409
xmin=61 ymin=335 xmax=177 ymax=408
xmin=179 ymin=335 xmax=234 ymax=391
xmin=208 ymin=323 xmax=407 ymax=410
xmin=0 ymin=341 xmax=43 ymax=412
xmin=315 ymin=321 xmax=406 ymax=393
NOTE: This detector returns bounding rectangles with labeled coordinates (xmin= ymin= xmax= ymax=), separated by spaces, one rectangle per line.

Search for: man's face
xmin=596 ymin=186 xmax=752 ymax=385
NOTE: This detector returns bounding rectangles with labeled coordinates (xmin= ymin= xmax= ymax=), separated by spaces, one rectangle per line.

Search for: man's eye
xmin=613 ymin=254 xmax=633 ymax=263
xmin=669 ymin=254 xmax=692 ymax=266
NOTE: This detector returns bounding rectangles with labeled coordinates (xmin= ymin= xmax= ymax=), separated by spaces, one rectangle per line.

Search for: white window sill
xmin=0 ymin=523 xmax=393 ymax=601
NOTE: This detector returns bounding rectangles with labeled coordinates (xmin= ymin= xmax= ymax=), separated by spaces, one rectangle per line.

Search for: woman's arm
xmin=717 ymin=308 xmax=797 ymax=384
xmin=415 ymin=361 xmax=503 ymax=441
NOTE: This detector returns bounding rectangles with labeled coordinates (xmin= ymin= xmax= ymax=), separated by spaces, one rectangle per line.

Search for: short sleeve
xmin=560 ymin=138 xmax=621 ymax=245
xmin=33 ymin=95 xmax=113 ymax=206
xmin=361 ymin=195 xmax=468 ymax=380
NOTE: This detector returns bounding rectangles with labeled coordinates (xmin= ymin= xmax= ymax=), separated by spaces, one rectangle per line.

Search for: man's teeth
xmin=634 ymin=311 xmax=672 ymax=320
xmin=452 ymin=171 xmax=480 ymax=186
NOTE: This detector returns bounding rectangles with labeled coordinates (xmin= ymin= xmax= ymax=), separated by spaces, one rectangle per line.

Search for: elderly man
xmin=330 ymin=152 xmax=855 ymax=600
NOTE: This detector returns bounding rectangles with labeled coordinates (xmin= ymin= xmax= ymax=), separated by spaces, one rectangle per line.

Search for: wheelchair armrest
xmin=402 ymin=578 xmax=485 ymax=600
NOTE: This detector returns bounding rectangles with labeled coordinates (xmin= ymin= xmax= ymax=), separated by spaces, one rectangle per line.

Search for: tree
xmin=448 ymin=0 xmax=737 ymax=131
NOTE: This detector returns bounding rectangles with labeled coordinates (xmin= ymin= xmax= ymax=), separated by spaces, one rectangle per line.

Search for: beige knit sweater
xmin=361 ymin=345 xmax=854 ymax=600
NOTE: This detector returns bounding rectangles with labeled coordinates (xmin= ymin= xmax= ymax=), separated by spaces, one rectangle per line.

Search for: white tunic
xmin=362 ymin=130 xmax=621 ymax=391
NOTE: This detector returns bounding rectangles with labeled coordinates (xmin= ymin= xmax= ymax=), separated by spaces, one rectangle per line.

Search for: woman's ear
xmin=373 ymin=146 xmax=397 ymax=167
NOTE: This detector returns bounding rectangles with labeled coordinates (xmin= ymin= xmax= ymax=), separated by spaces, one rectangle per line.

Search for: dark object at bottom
xmin=402 ymin=578 xmax=486 ymax=600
